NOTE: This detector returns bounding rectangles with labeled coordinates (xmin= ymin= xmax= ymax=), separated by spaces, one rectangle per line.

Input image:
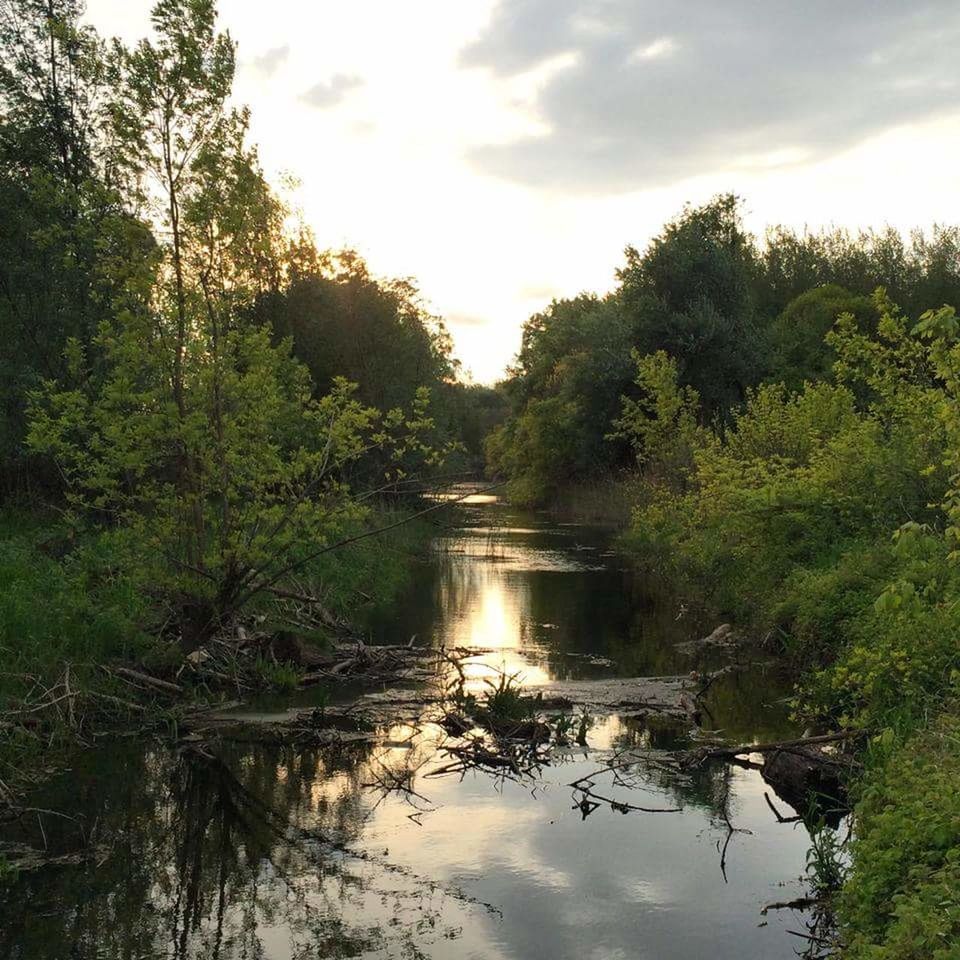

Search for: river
xmin=0 ymin=495 xmax=818 ymax=959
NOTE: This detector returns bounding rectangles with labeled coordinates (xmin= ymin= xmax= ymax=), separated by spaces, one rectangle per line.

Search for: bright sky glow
xmin=84 ymin=1 xmax=960 ymax=383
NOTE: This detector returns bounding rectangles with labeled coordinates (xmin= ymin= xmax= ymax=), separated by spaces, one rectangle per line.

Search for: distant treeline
xmin=487 ymin=193 xmax=960 ymax=503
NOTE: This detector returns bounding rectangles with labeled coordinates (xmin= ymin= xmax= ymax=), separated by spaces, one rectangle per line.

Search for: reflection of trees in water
xmin=0 ymin=739 xmax=467 ymax=959
xmin=592 ymin=717 xmax=734 ymax=817
xmin=367 ymin=507 xmax=716 ymax=686
xmin=698 ymin=666 xmax=797 ymax=743
xmin=527 ymin=566 xmax=709 ymax=680
xmin=599 ymin=715 xmax=814 ymax=859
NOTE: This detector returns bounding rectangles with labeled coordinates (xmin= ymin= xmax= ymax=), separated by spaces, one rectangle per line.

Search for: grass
xmin=249 ymin=655 xmax=303 ymax=691
xmin=0 ymin=504 xmax=435 ymax=803
xmin=546 ymin=474 xmax=642 ymax=526
xmin=478 ymin=672 xmax=534 ymax=723
xmin=298 ymin=510 xmax=433 ymax=619
xmin=0 ymin=509 xmax=153 ymax=703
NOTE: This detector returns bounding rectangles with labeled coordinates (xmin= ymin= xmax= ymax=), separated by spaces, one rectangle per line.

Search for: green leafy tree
xmin=27 ymin=0 xmax=444 ymax=641
xmin=0 ymin=0 xmax=148 ymax=490
xmin=617 ymin=194 xmax=761 ymax=416
xmin=766 ymin=283 xmax=877 ymax=390
xmin=608 ymin=350 xmax=702 ymax=486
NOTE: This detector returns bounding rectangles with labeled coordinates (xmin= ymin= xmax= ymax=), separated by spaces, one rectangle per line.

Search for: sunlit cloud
xmin=627 ymin=36 xmax=678 ymax=62
xmin=248 ymin=43 xmax=289 ymax=77
xmin=301 ymin=73 xmax=365 ymax=109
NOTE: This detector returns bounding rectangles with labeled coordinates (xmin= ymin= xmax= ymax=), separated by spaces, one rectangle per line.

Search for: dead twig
xmin=109 ymin=666 xmax=184 ymax=697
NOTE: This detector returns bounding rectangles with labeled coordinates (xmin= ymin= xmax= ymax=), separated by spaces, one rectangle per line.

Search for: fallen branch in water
xmin=682 ymin=730 xmax=867 ymax=764
xmin=764 ymin=791 xmax=803 ymax=823
xmin=762 ymin=896 xmax=821 ymax=914
xmin=569 ymin=781 xmax=683 ymax=818
xmin=361 ymin=756 xmax=436 ymax=811
xmin=568 ymin=759 xmax=684 ymax=819
xmin=694 ymin=660 xmax=777 ymax=699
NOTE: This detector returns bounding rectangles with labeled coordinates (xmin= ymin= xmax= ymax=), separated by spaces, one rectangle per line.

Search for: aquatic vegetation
xmin=805 ymin=822 xmax=848 ymax=897
xmin=478 ymin=672 xmax=534 ymax=723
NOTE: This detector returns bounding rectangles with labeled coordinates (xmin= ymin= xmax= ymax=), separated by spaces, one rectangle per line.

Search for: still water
xmin=0 ymin=497 xmax=815 ymax=959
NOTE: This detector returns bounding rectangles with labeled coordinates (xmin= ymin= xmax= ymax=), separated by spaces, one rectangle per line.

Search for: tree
xmin=617 ymin=194 xmax=761 ymax=417
xmin=0 ymin=0 xmax=146 ymax=491
xmin=767 ymin=284 xmax=878 ymax=390
xmin=609 ymin=350 xmax=702 ymax=486
xmin=28 ymin=0 xmax=444 ymax=642
xmin=259 ymin=249 xmax=455 ymax=414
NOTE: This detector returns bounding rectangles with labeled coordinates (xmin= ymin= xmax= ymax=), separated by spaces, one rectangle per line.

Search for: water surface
xmin=0 ymin=497 xmax=815 ymax=959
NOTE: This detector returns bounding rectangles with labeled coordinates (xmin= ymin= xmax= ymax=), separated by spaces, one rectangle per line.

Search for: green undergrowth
xmin=544 ymin=475 xmax=642 ymax=527
xmin=0 ymin=508 xmax=153 ymax=706
xmin=840 ymin=709 xmax=960 ymax=959
xmin=612 ymin=299 xmax=960 ymax=956
xmin=0 ymin=504 xmax=433 ymax=800
xmin=300 ymin=510 xmax=432 ymax=619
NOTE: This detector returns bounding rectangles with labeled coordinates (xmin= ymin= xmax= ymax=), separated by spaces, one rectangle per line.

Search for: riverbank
xmin=0 ymin=504 xmax=434 ymax=810
xmin=629 ymin=524 xmax=960 ymax=954
xmin=508 ymin=452 xmax=960 ymax=959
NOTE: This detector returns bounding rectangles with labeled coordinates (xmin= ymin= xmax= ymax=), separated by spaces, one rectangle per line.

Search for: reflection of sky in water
xmin=356 ymin=730 xmax=813 ymax=960
xmin=428 ymin=515 xmax=608 ymax=690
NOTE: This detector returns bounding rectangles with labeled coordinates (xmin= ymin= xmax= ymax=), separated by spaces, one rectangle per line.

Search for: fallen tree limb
xmin=684 ymin=730 xmax=867 ymax=763
xmin=762 ymin=896 xmax=821 ymax=914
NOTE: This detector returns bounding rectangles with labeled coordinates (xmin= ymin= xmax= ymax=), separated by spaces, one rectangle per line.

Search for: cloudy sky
xmin=85 ymin=1 xmax=960 ymax=383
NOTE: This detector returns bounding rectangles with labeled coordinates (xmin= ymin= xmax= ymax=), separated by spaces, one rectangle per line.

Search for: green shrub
xmin=773 ymin=538 xmax=896 ymax=660
xmin=840 ymin=710 xmax=960 ymax=959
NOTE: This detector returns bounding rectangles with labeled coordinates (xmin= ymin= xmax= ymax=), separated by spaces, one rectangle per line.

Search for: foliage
xmin=24 ymin=1 xmax=449 ymax=640
xmin=609 ymin=349 xmax=702 ymax=485
xmin=805 ymin=822 xmax=847 ymax=896
xmin=766 ymin=284 xmax=877 ymax=390
xmin=617 ymin=193 xmax=761 ymax=417
xmin=260 ymin=248 xmax=455 ymax=413
xmin=478 ymin=672 xmax=533 ymax=723
xmin=249 ymin=655 xmax=302 ymax=692
xmin=840 ymin=710 xmax=960 ymax=959
xmin=488 ymin=196 xmax=960 ymax=509
xmin=486 ymin=293 xmax=637 ymax=501
xmin=614 ymin=291 xmax=960 ymax=954
xmin=0 ymin=0 xmax=153 ymax=492
xmin=486 ymin=395 xmax=587 ymax=505
xmin=626 ymin=291 xmax=948 ymax=614
xmin=0 ymin=501 xmax=431 ymax=794
xmin=0 ymin=509 xmax=152 ymax=710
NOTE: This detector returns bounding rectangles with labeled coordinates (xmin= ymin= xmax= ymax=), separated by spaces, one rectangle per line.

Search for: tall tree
xmin=617 ymin=194 xmax=761 ymax=417
xmin=0 ymin=0 xmax=138 ymax=491
xmin=29 ymin=0 xmax=444 ymax=640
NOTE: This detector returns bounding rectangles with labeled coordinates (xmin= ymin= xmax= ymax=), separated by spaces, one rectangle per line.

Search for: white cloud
xmin=81 ymin=0 xmax=960 ymax=384
xmin=301 ymin=73 xmax=364 ymax=109
xmin=627 ymin=37 xmax=677 ymax=62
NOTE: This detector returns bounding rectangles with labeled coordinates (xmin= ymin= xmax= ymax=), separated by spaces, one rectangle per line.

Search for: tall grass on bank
xmin=0 ymin=510 xmax=152 ymax=706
